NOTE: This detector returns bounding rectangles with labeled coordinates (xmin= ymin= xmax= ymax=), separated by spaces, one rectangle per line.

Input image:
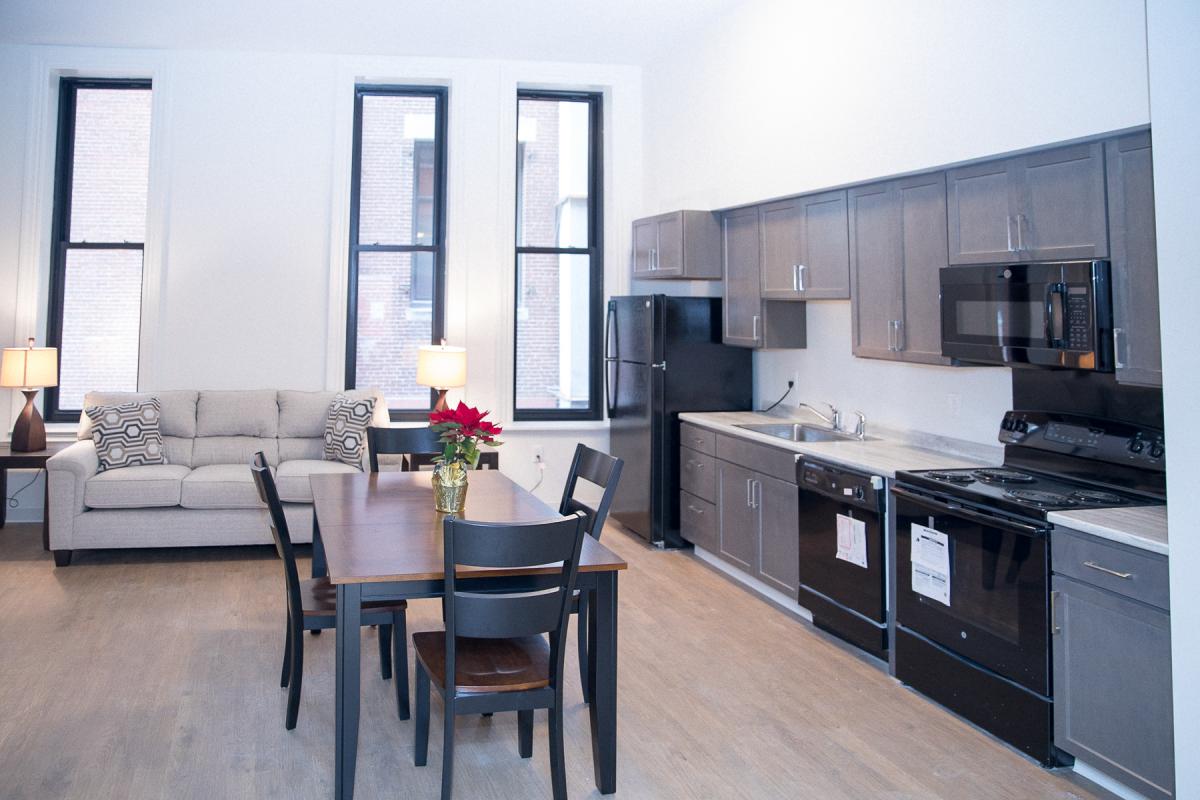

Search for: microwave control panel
xmin=1065 ymin=288 xmax=1092 ymax=349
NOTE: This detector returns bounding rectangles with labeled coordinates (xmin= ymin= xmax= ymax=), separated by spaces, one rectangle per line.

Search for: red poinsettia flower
xmin=428 ymin=400 xmax=504 ymax=464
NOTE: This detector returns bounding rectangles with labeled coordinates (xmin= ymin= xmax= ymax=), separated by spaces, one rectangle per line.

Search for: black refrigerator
xmin=606 ymin=295 xmax=752 ymax=547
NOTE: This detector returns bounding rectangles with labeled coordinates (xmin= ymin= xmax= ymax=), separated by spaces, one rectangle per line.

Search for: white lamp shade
xmin=0 ymin=345 xmax=58 ymax=389
xmin=415 ymin=345 xmax=466 ymax=389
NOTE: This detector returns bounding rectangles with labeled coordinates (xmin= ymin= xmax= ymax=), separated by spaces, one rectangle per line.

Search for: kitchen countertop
xmin=678 ymin=410 xmax=1001 ymax=479
xmin=1047 ymin=505 xmax=1169 ymax=556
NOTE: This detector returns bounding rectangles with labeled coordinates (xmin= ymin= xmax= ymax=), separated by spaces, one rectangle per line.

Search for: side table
xmin=0 ymin=441 xmax=71 ymax=552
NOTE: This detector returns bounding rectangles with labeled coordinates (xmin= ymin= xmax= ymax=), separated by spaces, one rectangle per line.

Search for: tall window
xmin=514 ymin=91 xmax=603 ymax=420
xmin=46 ymin=78 xmax=153 ymax=421
xmin=346 ymin=86 xmax=447 ymax=418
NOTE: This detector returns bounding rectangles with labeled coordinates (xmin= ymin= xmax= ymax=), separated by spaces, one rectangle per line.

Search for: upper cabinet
xmin=849 ymin=173 xmax=950 ymax=365
xmin=630 ymin=210 xmax=722 ymax=280
xmin=760 ymin=190 xmax=851 ymax=300
xmin=721 ymin=207 xmax=807 ymax=349
xmin=947 ymin=142 xmax=1108 ymax=265
xmin=1107 ymin=132 xmax=1162 ymax=387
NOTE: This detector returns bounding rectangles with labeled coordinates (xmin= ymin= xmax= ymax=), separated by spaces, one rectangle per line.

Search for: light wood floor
xmin=0 ymin=521 xmax=1112 ymax=800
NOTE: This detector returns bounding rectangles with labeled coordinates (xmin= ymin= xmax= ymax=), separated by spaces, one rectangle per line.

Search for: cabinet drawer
xmin=680 ymin=491 xmax=717 ymax=552
xmin=1053 ymin=528 xmax=1169 ymax=611
xmin=680 ymin=422 xmax=715 ymax=455
xmin=680 ymin=448 xmax=716 ymax=501
xmin=714 ymin=434 xmax=798 ymax=484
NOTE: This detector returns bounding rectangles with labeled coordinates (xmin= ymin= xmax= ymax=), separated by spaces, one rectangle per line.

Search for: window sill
xmin=503 ymin=420 xmax=610 ymax=433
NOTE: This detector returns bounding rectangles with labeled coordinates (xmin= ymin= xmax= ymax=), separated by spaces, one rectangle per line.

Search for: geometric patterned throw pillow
xmin=323 ymin=393 xmax=375 ymax=468
xmin=84 ymin=397 xmax=167 ymax=473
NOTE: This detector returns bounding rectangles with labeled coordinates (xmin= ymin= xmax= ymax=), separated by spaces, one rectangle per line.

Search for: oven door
xmin=939 ymin=261 xmax=1112 ymax=370
xmin=894 ymin=486 xmax=1050 ymax=695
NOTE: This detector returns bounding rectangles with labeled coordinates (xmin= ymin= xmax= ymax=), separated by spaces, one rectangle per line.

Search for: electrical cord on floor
xmin=759 ymin=380 xmax=795 ymax=413
xmin=529 ymin=453 xmax=545 ymax=493
xmin=6 ymin=471 xmax=41 ymax=509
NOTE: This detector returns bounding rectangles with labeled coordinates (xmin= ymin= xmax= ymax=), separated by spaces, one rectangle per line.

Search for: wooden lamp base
xmin=433 ymin=389 xmax=450 ymax=412
xmin=11 ymin=389 xmax=47 ymax=452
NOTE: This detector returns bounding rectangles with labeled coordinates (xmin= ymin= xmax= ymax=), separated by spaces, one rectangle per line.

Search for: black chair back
xmin=367 ymin=426 xmax=442 ymax=472
xmin=558 ymin=444 xmax=623 ymax=540
xmin=442 ymin=513 xmax=587 ymax=696
xmin=251 ymin=452 xmax=303 ymax=625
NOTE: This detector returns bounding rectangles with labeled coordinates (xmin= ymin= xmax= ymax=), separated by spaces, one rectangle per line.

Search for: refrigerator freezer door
xmin=610 ymin=296 xmax=656 ymax=365
xmin=609 ymin=359 xmax=655 ymax=540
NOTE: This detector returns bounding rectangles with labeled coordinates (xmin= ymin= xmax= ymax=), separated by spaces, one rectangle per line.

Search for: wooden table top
xmin=311 ymin=470 xmax=628 ymax=585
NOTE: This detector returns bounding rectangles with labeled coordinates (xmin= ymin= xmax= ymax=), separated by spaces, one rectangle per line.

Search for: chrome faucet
xmin=852 ymin=411 xmax=868 ymax=440
xmin=798 ymin=401 xmax=841 ymax=431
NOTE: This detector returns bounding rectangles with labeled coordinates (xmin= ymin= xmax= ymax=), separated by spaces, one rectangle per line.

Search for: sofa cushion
xmin=278 ymin=391 xmax=336 ymax=438
xmin=85 ymin=464 xmax=190 ymax=509
xmin=276 ymin=459 xmax=361 ymax=503
xmin=279 ymin=437 xmax=324 ymax=462
xmin=78 ymin=390 xmax=198 ymax=440
xmin=191 ymin=436 xmax=278 ymax=468
xmin=324 ymin=394 xmax=376 ymax=467
xmin=196 ymin=390 xmax=279 ymax=437
xmin=85 ymin=398 xmax=168 ymax=473
xmin=163 ymin=436 xmax=194 ymax=467
xmin=181 ymin=464 xmax=264 ymax=510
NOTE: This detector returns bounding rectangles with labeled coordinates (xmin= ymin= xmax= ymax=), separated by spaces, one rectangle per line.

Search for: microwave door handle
xmin=1044 ymin=283 xmax=1067 ymax=348
xmin=892 ymin=486 xmax=1048 ymax=538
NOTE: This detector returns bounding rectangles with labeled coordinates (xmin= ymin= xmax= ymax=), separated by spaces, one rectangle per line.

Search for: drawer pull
xmin=693 ymin=437 xmax=705 ymax=446
xmin=1083 ymin=561 xmax=1133 ymax=580
xmin=687 ymin=505 xmax=704 ymax=515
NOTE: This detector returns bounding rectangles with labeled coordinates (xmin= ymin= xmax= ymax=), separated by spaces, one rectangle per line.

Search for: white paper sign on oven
xmin=911 ymin=523 xmax=951 ymax=606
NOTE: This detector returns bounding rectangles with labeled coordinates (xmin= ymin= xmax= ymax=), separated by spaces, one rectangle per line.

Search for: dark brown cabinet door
xmin=947 ymin=159 xmax=1018 ymax=265
xmin=631 ymin=219 xmax=658 ymax=278
xmin=1107 ymin=132 xmax=1162 ymax=387
xmin=654 ymin=213 xmax=684 ymax=277
xmin=680 ymin=491 xmax=718 ymax=553
xmin=1015 ymin=142 xmax=1108 ymax=261
xmin=722 ymin=207 xmax=763 ymax=347
xmin=897 ymin=173 xmax=951 ymax=364
xmin=756 ymin=474 xmax=799 ymax=595
xmin=849 ymin=182 xmax=904 ymax=359
xmin=718 ymin=461 xmax=758 ymax=572
xmin=761 ymin=191 xmax=850 ymax=300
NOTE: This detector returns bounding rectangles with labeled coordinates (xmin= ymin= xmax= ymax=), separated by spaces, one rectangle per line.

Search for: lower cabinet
xmin=717 ymin=461 xmax=759 ymax=572
xmin=1052 ymin=529 xmax=1174 ymax=800
xmin=755 ymin=474 xmax=800 ymax=594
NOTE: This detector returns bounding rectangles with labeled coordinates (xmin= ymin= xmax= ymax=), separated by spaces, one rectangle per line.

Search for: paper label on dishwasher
xmin=835 ymin=513 xmax=868 ymax=569
xmin=911 ymin=524 xmax=951 ymax=606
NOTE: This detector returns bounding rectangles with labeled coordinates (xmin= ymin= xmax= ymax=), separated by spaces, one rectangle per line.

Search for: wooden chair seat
xmin=299 ymin=577 xmax=409 ymax=617
xmin=412 ymin=631 xmax=550 ymax=694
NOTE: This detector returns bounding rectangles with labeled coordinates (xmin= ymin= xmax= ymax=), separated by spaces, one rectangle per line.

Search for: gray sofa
xmin=46 ymin=389 xmax=389 ymax=565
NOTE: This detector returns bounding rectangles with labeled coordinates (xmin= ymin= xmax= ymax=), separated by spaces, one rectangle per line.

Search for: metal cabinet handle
xmin=1016 ymin=214 xmax=1027 ymax=251
xmin=792 ymin=264 xmax=799 ymax=292
xmin=887 ymin=321 xmax=894 ymax=351
xmin=795 ymin=264 xmax=807 ymax=292
xmin=1050 ymin=590 xmax=1061 ymax=635
xmin=649 ymin=247 xmax=657 ymax=270
xmin=751 ymin=479 xmax=761 ymax=509
xmin=693 ymin=437 xmax=705 ymax=446
xmin=1113 ymin=328 xmax=1127 ymax=370
xmin=894 ymin=319 xmax=905 ymax=351
xmin=1006 ymin=215 xmax=1014 ymax=253
xmin=1083 ymin=561 xmax=1133 ymax=580
xmin=752 ymin=314 xmax=760 ymax=342
xmin=687 ymin=504 xmax=704 ymax=515
xmin=746 ymin=478 xmax=753 ymax=508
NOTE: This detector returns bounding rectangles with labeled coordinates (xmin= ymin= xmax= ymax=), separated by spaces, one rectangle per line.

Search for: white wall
xmin=1146 ymin=1 xmax=1200 ymax=796
xmin=0 ymin=43 xmax=642 ymax=513
xmin=640 ymin=0 xmax=1150 ymax=445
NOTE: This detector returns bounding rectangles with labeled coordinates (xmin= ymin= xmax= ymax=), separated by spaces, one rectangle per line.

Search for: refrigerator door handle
xmin=604 ymin=302 xmax=617 ymax=362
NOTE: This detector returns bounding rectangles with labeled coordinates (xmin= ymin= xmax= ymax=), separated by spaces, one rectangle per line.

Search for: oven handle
xmin=891 ymin=486 xmax=1049 ymax=538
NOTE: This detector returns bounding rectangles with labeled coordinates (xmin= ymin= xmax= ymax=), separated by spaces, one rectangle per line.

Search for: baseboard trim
xmin=1072 ymin=760 xmax=1157 ymax=800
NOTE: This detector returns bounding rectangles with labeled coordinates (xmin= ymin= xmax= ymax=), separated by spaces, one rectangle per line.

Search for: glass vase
xmin=432 ymin=459 xmax=469 ymax=514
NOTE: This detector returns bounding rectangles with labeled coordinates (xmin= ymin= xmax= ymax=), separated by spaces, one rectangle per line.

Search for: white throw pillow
xmin=84 ymin=397 xmax=167 ymax=473
xmin=323 ymin=393 xmax=375 ymax=468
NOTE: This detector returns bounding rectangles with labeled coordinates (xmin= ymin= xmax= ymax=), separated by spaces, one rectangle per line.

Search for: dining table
xmin=309 ymin=469 xmax=627 ymax=800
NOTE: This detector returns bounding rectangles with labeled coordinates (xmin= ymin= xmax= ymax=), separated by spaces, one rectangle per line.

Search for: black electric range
xmin=891 ymin=410 xmax=1165 ymax=765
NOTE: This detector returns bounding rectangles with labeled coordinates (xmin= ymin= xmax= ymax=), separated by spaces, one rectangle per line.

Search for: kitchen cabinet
xmin=631 ymin=210 xmax=722 ymax=280
xmin=849 ymin=173 xmax=951 ymax=365
xmin=947 ymin=142 xmax=1108 ymax=265
xmin=721 ymin=207 xmax=807 ymax=349
xmin=756 ymin=474 xmax=800 ymax=594
xmin=1107 ymin=132 xmax=1162 ymax=387
xmin=1052 ymin=529 xmax=1174 ymax=800
xmin=761 ymin=190 xmax=851 ymax=300
xmin=718 ymin=460 xmax=759 ymax=572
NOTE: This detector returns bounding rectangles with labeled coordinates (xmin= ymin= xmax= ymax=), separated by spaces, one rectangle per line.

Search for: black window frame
xmin=512 ymin=89 xmax=604 ymax=422
xmin=45 ymin=77 xmax=153 ymax=423
xmin=345 ymin=85 xmax=449 ymax=421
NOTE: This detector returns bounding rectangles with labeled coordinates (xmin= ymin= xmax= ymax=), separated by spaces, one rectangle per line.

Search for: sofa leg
xmin=53 ymin=550 xmax=73 ymax=567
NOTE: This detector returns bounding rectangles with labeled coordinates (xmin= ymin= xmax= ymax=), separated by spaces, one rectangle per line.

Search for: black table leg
xmin=335 ymin=582 xmax=361 ymax=800
xmin=312 ymin=510 xmax=327 ymax=579
xmin=588 ymin=571 xmax=618 ymax=794
xmin=42 ymin=469 xmax=50 ymax=551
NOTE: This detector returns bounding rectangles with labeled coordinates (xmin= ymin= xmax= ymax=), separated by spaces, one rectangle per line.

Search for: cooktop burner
xmin=1004 ymin=489 xmax=1077 ymax=508
xmin=1068 ymin=489 xmax=1128 ymax=505
xmin=927 ymin=471 xmax=975 ymax=484
xmin=973 ymin=468 xmax=1037 ymax=484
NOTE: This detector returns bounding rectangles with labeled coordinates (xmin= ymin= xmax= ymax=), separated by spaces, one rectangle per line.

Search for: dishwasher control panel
xmin=798 ymin=459 xmax=883 ymax=512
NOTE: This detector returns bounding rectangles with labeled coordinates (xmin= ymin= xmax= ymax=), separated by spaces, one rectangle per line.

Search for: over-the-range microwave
xmin=939 ymin=260 xmax=1113 ymax=371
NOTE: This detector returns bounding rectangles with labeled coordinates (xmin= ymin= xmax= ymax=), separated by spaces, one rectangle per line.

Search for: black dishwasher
xmin=796 ymin=458 xmax=887 ymax=659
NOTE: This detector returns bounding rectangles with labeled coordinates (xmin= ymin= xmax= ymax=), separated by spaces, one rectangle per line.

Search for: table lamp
xmin=1 ymin=338 xmax=58 ymax=452
xmin=415 ymin=343 xmax=466 ymax=412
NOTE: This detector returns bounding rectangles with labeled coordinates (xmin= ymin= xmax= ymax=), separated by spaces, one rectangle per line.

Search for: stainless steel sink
xmin=734 ymin=422 xmax=875 ymax=443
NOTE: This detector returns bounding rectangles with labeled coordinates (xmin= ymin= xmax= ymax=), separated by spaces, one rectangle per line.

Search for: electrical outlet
xmin=532 ymin=445 xmax=544 ymax=462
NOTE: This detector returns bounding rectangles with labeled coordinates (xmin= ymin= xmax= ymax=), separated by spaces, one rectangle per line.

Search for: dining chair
xmin=367 ymin=425 xmax=500 ymax=472
xmin=412 ymin=512 xmax=588 ymax=800
xmin=250 ymin=452 xmax=410 ymax=729
xmin=558 ymin=444 xmax=623 ymax=703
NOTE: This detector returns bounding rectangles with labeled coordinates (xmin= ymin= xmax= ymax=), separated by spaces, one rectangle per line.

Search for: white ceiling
xmin=0 ymin=0 xmax=744 ymax=65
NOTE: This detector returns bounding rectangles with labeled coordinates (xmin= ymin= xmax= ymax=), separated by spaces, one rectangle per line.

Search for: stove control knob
xmin=853 ymin=486 xmax=865 ymax=501
xmin=1129 ymin=440 xmax=1145 ymax=454
xmin=1150 ymin=443 xmax=1164 ymax=459
xmin=1016 ymin=420 xmax=1029 ymax=434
